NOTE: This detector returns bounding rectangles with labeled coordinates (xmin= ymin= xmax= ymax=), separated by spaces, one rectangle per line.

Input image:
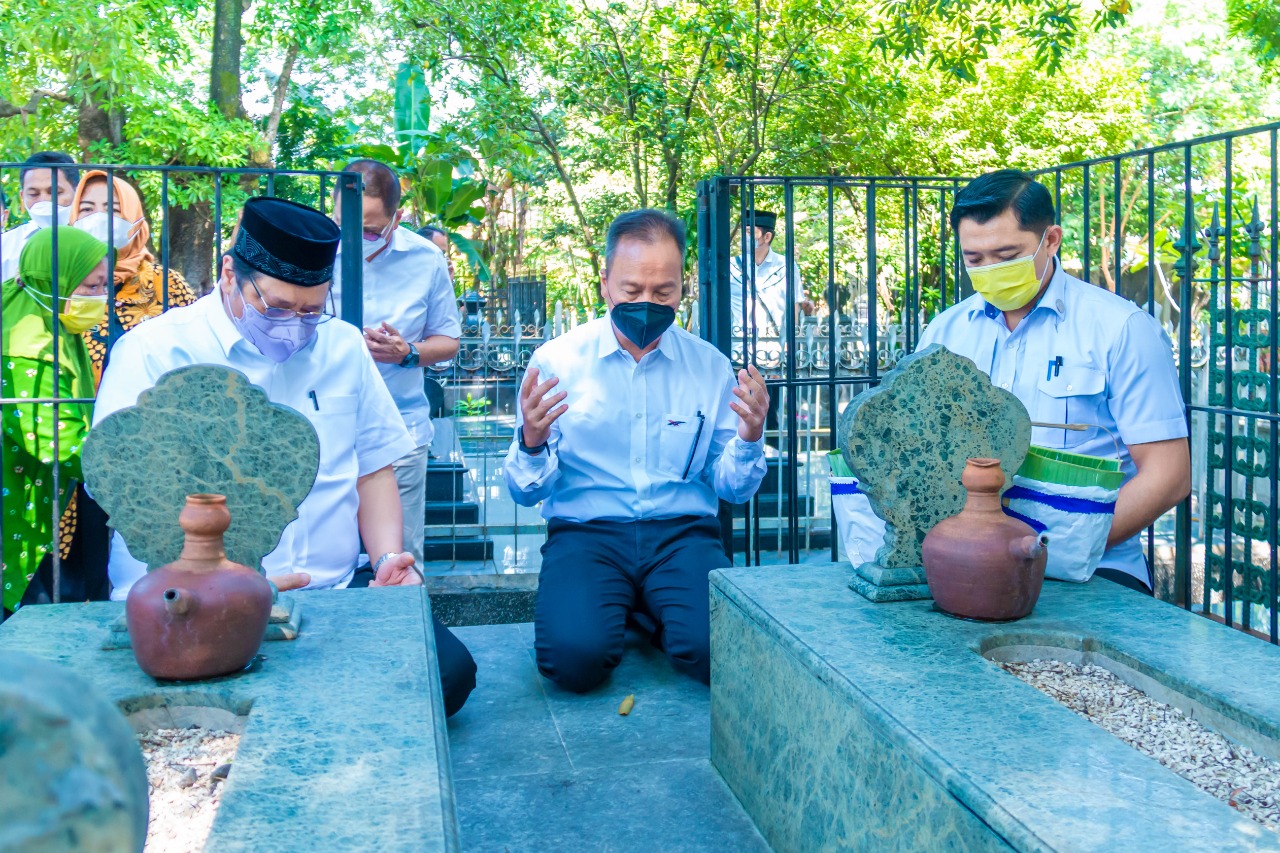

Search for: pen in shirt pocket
xmin=681 ymin=411 xmax=706 ymax=480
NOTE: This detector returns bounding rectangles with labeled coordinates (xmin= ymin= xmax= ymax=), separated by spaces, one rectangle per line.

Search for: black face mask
xmin=610 ymin=301 xmax=676 ymax=349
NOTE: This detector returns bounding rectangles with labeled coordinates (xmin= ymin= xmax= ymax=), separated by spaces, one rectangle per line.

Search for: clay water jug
xmin=922 ymin=458 xmax=1049 ymax=621
xmin=126 ymin=494 xmax=273 ymax=680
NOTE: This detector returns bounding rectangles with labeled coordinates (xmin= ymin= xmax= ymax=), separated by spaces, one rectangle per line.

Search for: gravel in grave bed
xmin=138 ymin=727 xmax=241 ymax=853
xmin=999 ymin=660 xmax=1280 ymax=831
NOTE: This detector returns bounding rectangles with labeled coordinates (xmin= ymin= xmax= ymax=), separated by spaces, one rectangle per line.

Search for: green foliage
xmin=1226 ymin=0 xmax=1280 ymax=74
xmin=1 ymin=0 xmax=1277 ymax=323
xmin=452 ymin=393 xmax=492 ymax=416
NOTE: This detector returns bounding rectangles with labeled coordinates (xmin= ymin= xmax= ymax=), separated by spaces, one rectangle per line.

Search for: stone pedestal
xmin=711 ymin=563 xmax=1280 ymax=852
xmin=847 ymin=561 xmax=931 ymax=601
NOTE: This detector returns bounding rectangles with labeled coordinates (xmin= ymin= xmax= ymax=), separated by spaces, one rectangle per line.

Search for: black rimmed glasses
xmin=239 ymin=274 xmax=336 ymax=325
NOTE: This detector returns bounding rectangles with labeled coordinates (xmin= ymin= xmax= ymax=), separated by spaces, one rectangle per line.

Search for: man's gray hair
xmin=605 ymin=209 xmax=686 ymax=269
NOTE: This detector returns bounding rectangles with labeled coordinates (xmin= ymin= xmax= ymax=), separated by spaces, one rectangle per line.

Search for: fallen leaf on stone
xmin=618 ymin=694 xmax=635 ymax=716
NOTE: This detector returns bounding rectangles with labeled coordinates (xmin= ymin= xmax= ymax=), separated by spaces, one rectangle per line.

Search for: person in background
xmin=1 ymin=227 xmax=109 ymax=617
xmin=68 ymin=170 xmax=197 ymax=385
xmin=1 ymin=152 xmax=79 ymax=283
xmin=728 ymin=209 xmax=812 ymax=337
xmin=95 ymin=196 xmax=475 ymax=715
xmin=917 ymin=169 xmax=1191 ymax=594
xmin=505 ymin=209 xmax=770 ymax=692
xmin=334 ymin=160 xmax=461 ymax=569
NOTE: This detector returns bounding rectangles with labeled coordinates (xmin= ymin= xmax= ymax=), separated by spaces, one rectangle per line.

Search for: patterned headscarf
xmin=68 ymin=170 xmax=152 ymax=285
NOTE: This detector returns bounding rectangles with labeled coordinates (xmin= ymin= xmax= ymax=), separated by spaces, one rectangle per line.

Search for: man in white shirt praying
xmin=333 ymin=160 xmax=461 ymax=568
xmin=504 ymin=209 xmax=771 ymax=692
xmin=95 ymin=196 xmax=476 ymax=716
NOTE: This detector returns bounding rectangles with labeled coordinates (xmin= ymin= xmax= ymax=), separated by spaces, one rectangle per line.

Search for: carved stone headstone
xmin=83 ymin=365 xmax=319 ymax=573
xmin=838 ymin=345 xmax=1031 ymax=601
xmin=0 ymin=652 xmax=149 ymax=852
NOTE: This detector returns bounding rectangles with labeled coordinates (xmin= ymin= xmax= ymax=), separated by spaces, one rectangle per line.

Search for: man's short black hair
xmin=949 ymin=169 xmax=1055 ymax=235
xmin=341 ymin=159 xmax=401 ymax=217
xmin=20 ymin=151 xmax=79 ymax=191
xmin=604 ymin=208 xmax=686 ymax=270
xmin=417 ymin=224 xmax=447 ymax=243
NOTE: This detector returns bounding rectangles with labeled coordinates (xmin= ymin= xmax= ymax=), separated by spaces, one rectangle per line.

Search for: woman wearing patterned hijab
xmin=68 ymin=171 xmax=197 ymax=385
xmin=1 ymin=227 xmax=107 ymax=614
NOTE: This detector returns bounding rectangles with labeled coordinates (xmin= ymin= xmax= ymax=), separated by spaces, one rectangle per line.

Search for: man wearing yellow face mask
xmin=917 ymin=169 xmax=1191 ymax=594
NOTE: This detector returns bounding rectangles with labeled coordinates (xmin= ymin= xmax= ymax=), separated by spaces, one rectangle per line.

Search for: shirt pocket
xmin=1033 ymin=366 xmax=1106 ymax=450
xmin=657 ymin=412 xmax=704 ymax=479
xmin=309 ymin=393 xmax=359 ymax=460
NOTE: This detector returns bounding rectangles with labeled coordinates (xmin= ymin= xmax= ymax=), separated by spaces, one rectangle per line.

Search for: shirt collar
xmin=204 ymin=289 xmax=245 ymax=359
xmin=969 ymin=256 xmax=1068 ymax=322
xmin=386 ymin=225 xmax=412 ymax=254
xmin=593 ymin=314 xmax=678 ymax=361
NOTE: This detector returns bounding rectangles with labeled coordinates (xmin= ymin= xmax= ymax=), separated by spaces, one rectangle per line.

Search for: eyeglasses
xmin=239 ymin=275 xmax=335 ymax=325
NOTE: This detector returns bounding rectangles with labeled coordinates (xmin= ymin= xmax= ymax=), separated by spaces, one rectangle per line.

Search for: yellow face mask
xmin=59 ymin=294 xmax=108 ymax=334
xmin=965 ymin=231 xmax=1049 ymax=312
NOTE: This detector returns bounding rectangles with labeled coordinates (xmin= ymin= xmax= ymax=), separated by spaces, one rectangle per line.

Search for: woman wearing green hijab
xmin=1 ymin=226 xmax=108 ymax=615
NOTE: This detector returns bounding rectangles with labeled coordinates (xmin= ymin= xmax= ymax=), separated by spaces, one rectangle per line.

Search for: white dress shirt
xmin=1 ymin=221 xmax=39 ymax=282
xmin=729 ymin=249 xmax=803 ymax=335
xmin=918 ymin=259 xmax=1188 ymax=584
xmin=334 ymin=227 xmax=460 ymax=448
xmin=95 ymin=292 xmax=416 ymax=597
xmin=503 ymin=317 xmax=768 ymax=522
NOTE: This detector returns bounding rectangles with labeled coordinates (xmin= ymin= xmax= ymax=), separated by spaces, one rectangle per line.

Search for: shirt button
xmin=1001 ymin=383 xmax=1010 ymax=390
xmin=1006 ymin=341 xmax=1015 ymax=349
xmin=635 ymin=413 xmax=642 ymax=420
xmin=1066 ymin=385 xmax=1073 ymax=391
xmin=634 ymin=456 xmax=642 ymax=463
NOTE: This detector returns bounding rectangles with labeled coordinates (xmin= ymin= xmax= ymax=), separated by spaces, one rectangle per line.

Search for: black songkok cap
xmin=743 ymin=209 xmax=777 ymax=232
xmin=233 ymin=197 xmax=340 ymax=287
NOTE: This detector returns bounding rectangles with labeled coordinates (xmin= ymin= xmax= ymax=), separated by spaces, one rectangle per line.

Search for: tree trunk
xmin=262 ymin=42 xmax=301 ymax=162
xmin=76 ymin=82 xmax=125 ymax=156
xmin=167 ymin=200 xmax=217 ymax=295
xmin=211 ymin=0 xmax=246 ymax=121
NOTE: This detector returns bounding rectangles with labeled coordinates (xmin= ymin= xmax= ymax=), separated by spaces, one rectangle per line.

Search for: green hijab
xmin=1 ymin=227 xmax=106 ymax=399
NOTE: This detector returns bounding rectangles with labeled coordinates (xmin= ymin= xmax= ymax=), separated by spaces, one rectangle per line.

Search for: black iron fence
xmin=697 ymin=120 xmax=1279 ymax=644
xmin=4 ymin=122 xmax=1277 ymax=643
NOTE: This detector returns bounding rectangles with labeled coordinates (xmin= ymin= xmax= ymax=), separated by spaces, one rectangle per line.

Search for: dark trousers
xmin=535 ymin=515 xmax=730 ymax=693
xmin=1094 ymin=567 xmax=1155 ymax=596
xmin=349 ymin=568 xmax=477 ymax=717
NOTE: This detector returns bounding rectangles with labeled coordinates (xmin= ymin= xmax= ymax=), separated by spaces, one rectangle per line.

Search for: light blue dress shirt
xmin=503 ymin=317 xmax=768 ymax=522
xmin=917 ymin=259 xmax=1188 ymax=584
xmin=334 ymin=227 xmax=461 ymax=449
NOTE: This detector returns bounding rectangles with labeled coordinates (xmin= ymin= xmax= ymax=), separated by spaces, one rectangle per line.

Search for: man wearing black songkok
xmin=94 ymin=196 xmax=476 ymax=716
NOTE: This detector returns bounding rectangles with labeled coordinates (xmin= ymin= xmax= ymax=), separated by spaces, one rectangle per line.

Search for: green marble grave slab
xmin=0 ymin=588 xmax=460 ymax=853
xmin=838 ymin=345 xmax=1030 ymax=600
xmin=710 ymin=563 xmax=1280 ymax=852
xmin=83 ymin=365 xmax=320 ymax=572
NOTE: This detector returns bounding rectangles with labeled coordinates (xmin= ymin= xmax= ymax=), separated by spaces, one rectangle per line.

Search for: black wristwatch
xmin=519 ymin=427 xmax=548 ymax=456
xmin=399 ymin=345 xmax=421 ymax=368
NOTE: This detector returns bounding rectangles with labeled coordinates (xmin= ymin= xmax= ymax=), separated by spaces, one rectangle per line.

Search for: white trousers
xmin=391 ymin=442 xmax=429 ymax=567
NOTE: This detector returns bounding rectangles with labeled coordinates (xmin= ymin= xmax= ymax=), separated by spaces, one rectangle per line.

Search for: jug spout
xmin=1009 ymin=534 xmax=1049 ymax=562
xmin=162 ymin=587 xmax=192 ymax=617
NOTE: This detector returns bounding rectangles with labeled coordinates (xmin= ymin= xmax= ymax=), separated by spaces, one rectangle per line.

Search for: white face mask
xmin=74 ymin=211 xmax=141 ymax=249
xmin=28 ymin=201 xmax=71 ymax=230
